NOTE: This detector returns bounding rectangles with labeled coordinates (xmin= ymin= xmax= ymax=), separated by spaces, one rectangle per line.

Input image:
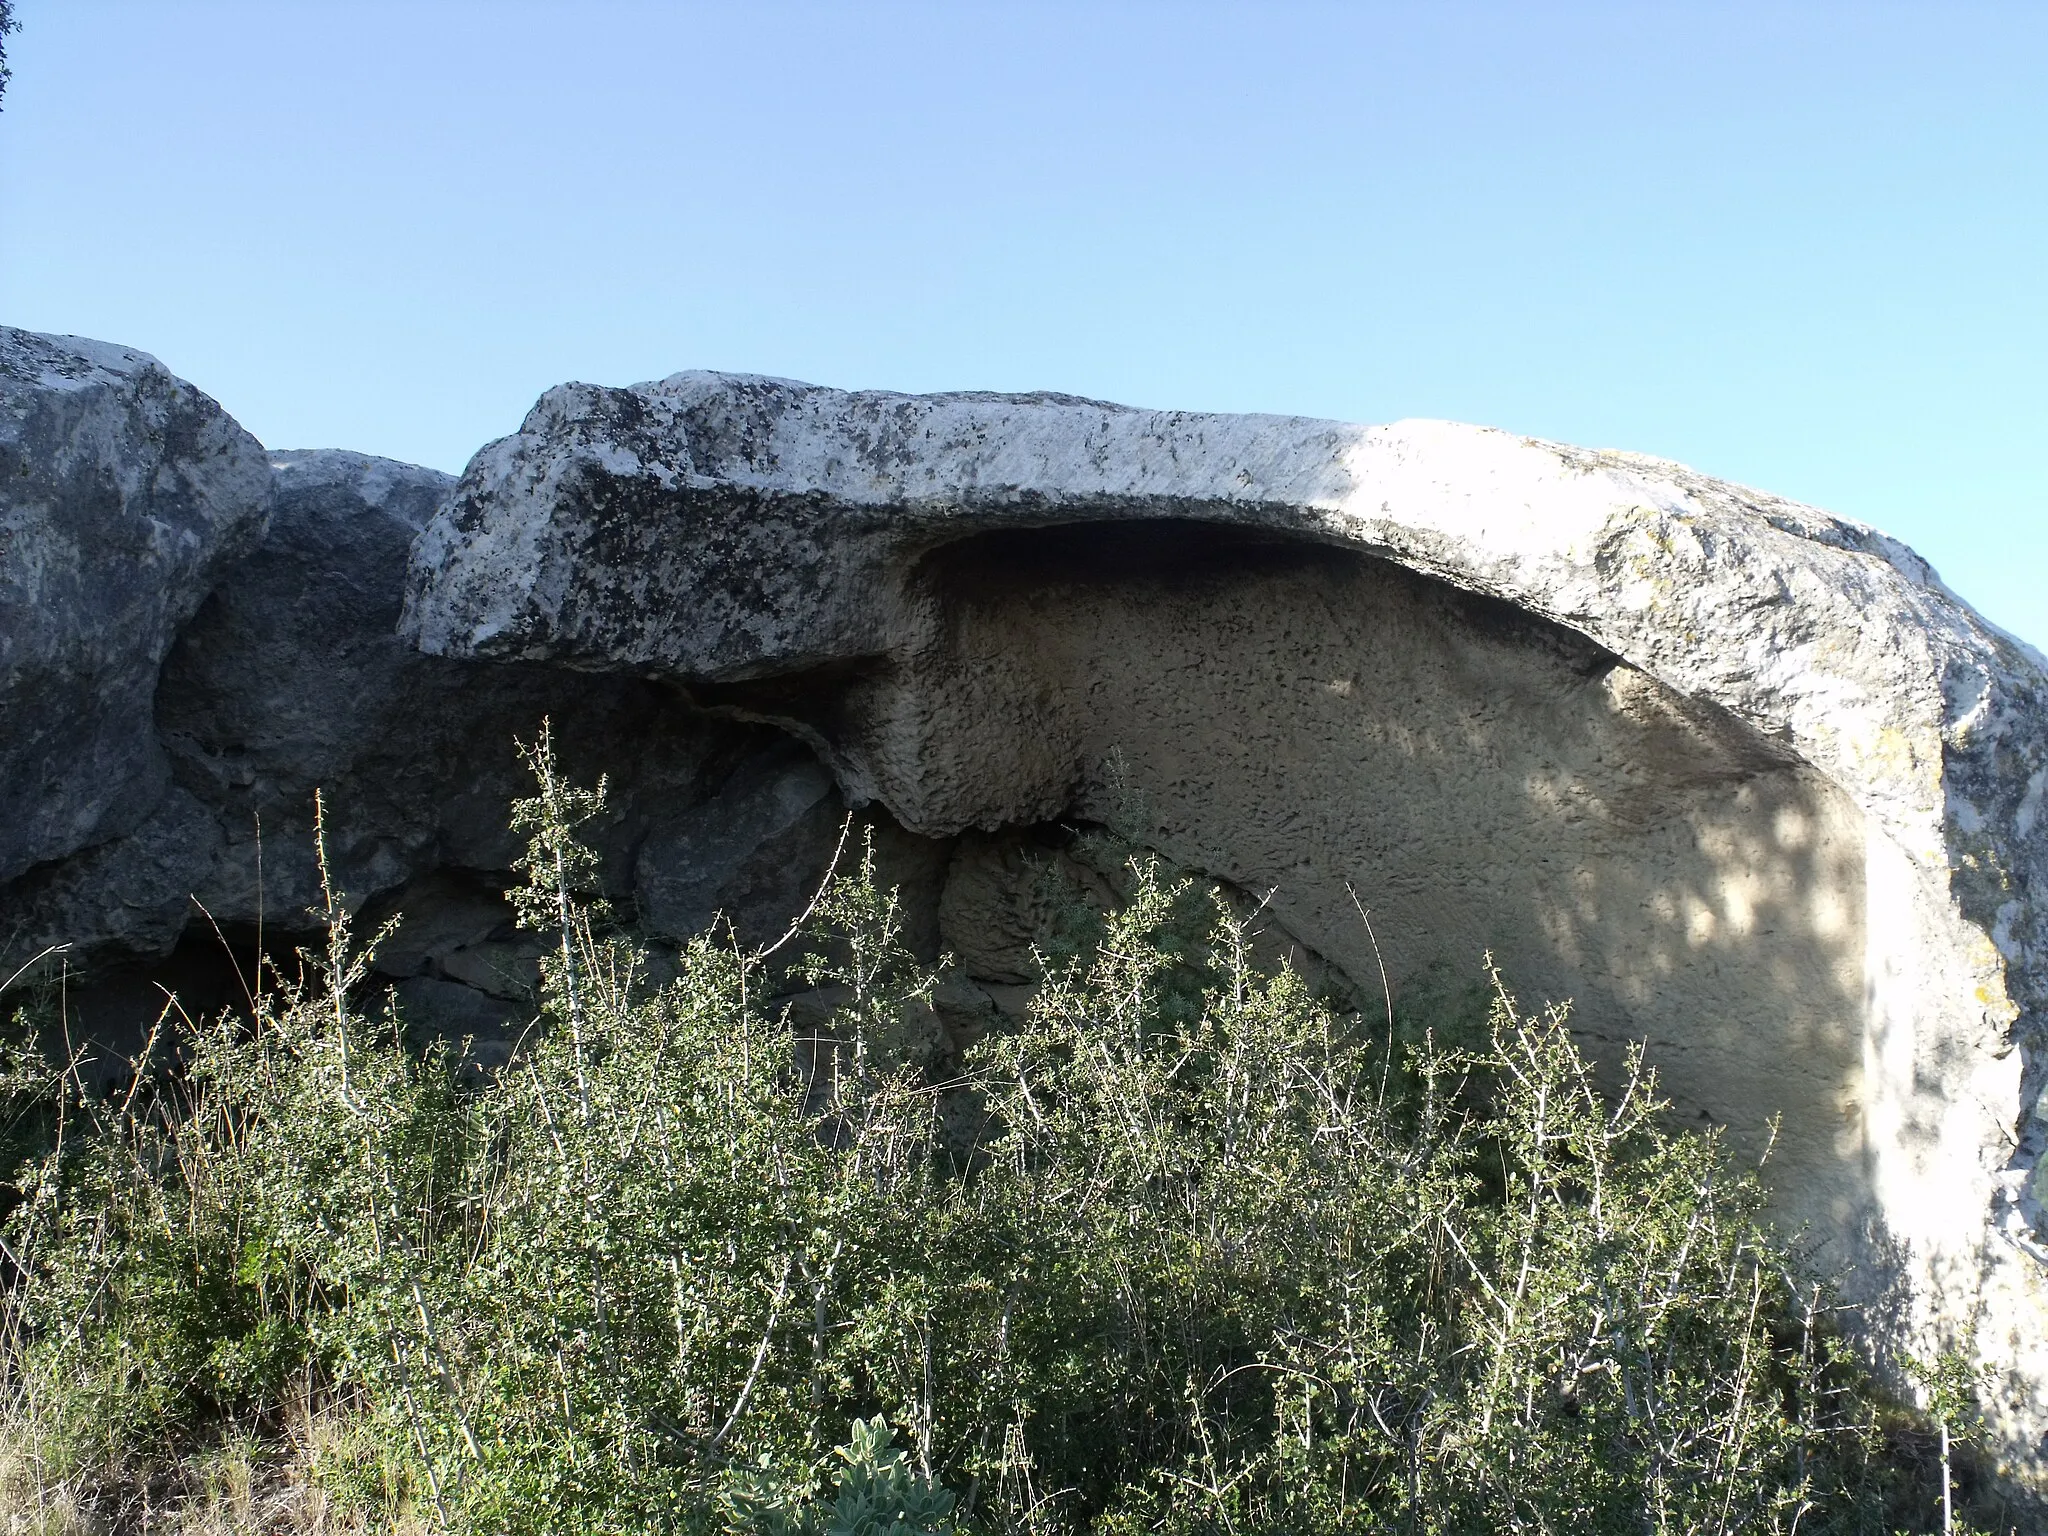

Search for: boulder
xmin=401 ymin=370 xmax=2048 ymax=1480
xmin=150 ymin=446 xmax=753 ymax=949
xmin=0 ymin=328 xmax=271 ymax=888
xmin=2 ymin=425 xmax=907 ymax=1050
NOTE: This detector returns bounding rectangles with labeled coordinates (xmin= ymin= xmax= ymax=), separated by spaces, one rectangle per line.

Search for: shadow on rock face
xmin=15 ymin=340 xmax=2048 ymax=1491
xmin=707 ymin=520 xmax=1878 ymax=1277
xmin=0 ymin=330 xmax=272 ymax=888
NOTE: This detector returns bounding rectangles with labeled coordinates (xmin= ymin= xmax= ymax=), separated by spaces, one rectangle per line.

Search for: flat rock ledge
xmin=404 ymin=370 xmax=2048 ymax=1481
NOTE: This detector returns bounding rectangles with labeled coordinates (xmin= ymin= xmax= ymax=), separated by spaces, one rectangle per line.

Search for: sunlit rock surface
xmin=402 ymin=369 xmax=2048 ymax=1479
xmin=7 ymin=329 xmax=2047 ymax=1484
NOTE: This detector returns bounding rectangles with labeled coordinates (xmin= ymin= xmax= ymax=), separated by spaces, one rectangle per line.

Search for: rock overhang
xmin=9 ymin=324 xmax=2048 ymax=1487
xmin=401 ymin=371 xmax=2039 ymax=870
xmin=400 ymin=366 xmax=2048 ymax=1483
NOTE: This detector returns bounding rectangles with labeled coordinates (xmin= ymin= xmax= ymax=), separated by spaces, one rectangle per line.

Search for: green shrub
xmin=722 ymin=1417 xmax=959 ymax=1536
xmin=0 ymin=733 xmax=2001 ymax=1532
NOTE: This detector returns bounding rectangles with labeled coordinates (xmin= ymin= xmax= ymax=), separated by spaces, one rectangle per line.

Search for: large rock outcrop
xmin=0 ymin=329 xmax=271 ymax=888
xmin=401 ymin=370 xmax=2048 ymax=1478
xmin=8 ymin=328 xmax=2048 ymax=1483
xmin=0 ymin=337 xmax=932 ymax=1063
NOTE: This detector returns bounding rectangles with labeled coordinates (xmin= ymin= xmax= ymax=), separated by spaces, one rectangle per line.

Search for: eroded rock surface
xmin=9 ymin=331 xmax=2048 ymax=1484
xmin=2 ymin=421 xmax=921 ymax=1063
xmin=401 ymin=370 xmax=2048 ymax=1480
xmin=0 ymin=328 xmax=271 ymax=887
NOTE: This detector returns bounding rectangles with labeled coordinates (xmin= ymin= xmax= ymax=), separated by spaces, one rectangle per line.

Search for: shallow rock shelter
xmin=5 ymin=326 xmax=2048 ymax=1481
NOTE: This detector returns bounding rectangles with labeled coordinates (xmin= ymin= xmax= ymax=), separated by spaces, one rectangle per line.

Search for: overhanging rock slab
xmin=401 ymin=370 xmax=2048 ymax=1479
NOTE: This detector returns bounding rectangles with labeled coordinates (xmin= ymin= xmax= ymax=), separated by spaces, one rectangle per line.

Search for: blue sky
xmin=3 ymin=2 xmax=2044 ymax=645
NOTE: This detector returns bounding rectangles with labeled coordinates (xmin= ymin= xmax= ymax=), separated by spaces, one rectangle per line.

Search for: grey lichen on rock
xmin=402 ymin=368 xmax=2048 ymax=1483
xmin=0 ymin=328 xmax=271 ymax=887
xmin=9 ymin=324 xmax=2048 ymax=1487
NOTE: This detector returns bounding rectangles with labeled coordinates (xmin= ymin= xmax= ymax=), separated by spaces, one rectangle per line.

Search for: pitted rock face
xmin=0 ymin=328 xmax=272 ymax=886
xmin=402 ymin=369 xmax=2048 ymax=1483
xmin=8 ymin=331 xmax=2048 ymax=1487
xmin=3 ymin=433 xmax=887 ymax=1070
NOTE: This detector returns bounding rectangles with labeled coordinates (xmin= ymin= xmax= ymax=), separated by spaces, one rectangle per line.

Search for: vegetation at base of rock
xmin=0 ymin=741 xmax=2014 ymax=1533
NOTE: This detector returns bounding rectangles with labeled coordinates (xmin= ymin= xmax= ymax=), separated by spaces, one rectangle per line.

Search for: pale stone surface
xmin=403 ymin=371 xmax=2048 ymax=1479
xmin=9 ymin=329 xmax=2048 ymax=1482
xmin=0 ymin=328 xmax=271 ymax=887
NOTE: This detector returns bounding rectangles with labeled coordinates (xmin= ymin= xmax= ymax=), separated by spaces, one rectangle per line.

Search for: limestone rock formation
xmin=0 ymin=328 xmax=271 ymax=887
xmin=0 ymin=341 xmax=903 ymax=1059
xmin=9 ymin=326 xmax=2048 ymax=1484
xmin=401 ymin=370 xmax=2048 ymax=1478
xmin=144 ymin=444 xmax=750 ymax=961
xmin=1 ymin=434 xmax=748 ymax=975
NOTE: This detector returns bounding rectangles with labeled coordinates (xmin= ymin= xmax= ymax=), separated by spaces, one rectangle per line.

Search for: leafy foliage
xmin=723 ymin=1417 xmax=959 ymax=1536
xmin=0 ymin=0 xmax=15 ymax=113
xmin=0 ymin=738 xmax=2006 ymax=1532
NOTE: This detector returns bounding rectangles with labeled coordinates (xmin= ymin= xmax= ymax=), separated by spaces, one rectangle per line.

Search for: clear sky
xmin=3 ymin=2 xmax=2044 ymax=645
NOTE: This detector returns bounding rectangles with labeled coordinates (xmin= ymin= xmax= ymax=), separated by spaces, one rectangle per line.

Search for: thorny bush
xmin=0 ymin=731 xmax=2011 ymax=1534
